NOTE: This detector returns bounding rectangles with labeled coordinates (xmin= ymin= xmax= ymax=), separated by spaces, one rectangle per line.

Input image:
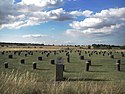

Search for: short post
xmin=31 ymin=52 xmax=33 ymax=55
xmin=122 ymin=54 xmax=124 ymax=57
xmin=80 ymin=56 xmax=84 ymax=60
xmin=116 ymin=60 xmax=121 ymax=71
xmin=79 ymin=52 xmax=81 ymax=56
xmin=88 ymin=60 xmax=91 ymax=66
xmin=85 ymin=61 xmax=90 ymax=71
xmin=1 ymin=52 xmax=4 ymax=55
xmin=8 ymin=55 xmax=13 ymax=59
xmin=18 ymin=52 xmax=21 ymax=56
xmin=54 ymin=51 xmax=56 ymax=55
xmin=117 ymin=60 xmax=121 ymax=64
xmin=20 ymin=59 xmax=25 ymax=64
xmin=67 ymin=55 xmax=70 ymax=63
xmin=110 ymin=55 xmax=114 ymax=59
xmin=51 ymin=59 xmax=55 ymax=64
xmin=88 ymin=54 xmax=91 ymax=57
xmin=33 ymin=62 xmax=37 ymax=69
xmin=38 ymin=57 xmax=43 ymax=61
xmin=46 ymin=53 xmax=50 ymax=57
xmin=56 ymin=64 xmax=64 ymax=81
xmin=25 ymin=54 xmax=27 ymax=57
xmin=4 ymin=62 xmax=8 ymax=68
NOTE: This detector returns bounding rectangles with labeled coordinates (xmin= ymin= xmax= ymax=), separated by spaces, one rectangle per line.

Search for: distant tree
xmin=120 ymin=46 xmax=125 ymax=49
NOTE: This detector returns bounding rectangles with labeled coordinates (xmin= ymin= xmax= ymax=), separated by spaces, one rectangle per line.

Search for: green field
xmin=0 ymin=48 xmax=125 ymax=94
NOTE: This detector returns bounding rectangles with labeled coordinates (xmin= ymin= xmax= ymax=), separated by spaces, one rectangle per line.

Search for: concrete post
xmin=33 ymin=62 xmax=37 ymax=69
xmin=85 ymin=61 xmax=90 ymax=71
xmin=56 ymin=64 xmax=64 ymax=81
xmin=80 ymin=56 xmax=84 ymax=60
xmin=4 ymin=62 xmax=8 ymax=68
xmin=20 ymin=59 xmax=25 ymax=64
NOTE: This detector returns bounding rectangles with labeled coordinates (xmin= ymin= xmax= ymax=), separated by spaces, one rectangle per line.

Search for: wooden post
xmin=33 ymin=62 xmax=37 ymax=69
xmin=56 ymin=64 xmax=64 ymax=81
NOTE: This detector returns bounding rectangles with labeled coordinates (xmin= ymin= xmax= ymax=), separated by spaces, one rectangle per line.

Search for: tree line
xmin=92 ymin=44 xmax=125 ymax=49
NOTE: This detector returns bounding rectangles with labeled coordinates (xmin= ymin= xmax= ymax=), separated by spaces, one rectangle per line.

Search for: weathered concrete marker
xmin=50 ymin=59 xmax=55 ymax=64
xmin=88 ymin=60 xmax=91 ymax=66
xmin=67 ymin=55 xmax=70 ymax=63
xmin=4 ymin=62 xmax=8 ymax=68
xmin=8 ymin=55 xmax=13 ymax=59
xmin=56 ymin=63 xmax=64 ymax=81
xmin=33 ymin=62 xmax=37 ymax=69
xmin=56 ymin=57 xmax=64 ymax=70
xmin=20 ymin=59 xmax=25 ymax=64
xmin=85 ymin=60 xmax=90 ymax=71
xmin=38 ymin=57 xmax=43 ymax=61
xmin=80 ymin=56 xmax=84 ymax=60
xmin=116 ymin=60 xmax=121 ymax=71
xmin=110 ymin=55 xmax=114 ymax=59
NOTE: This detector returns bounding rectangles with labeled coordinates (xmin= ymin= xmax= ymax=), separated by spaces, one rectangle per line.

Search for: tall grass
xmin=0 ymin=71 xmax=125 ymax=94
xmin=37 ymin=80 xmax=125 ymax=94
xmin=0 ymin=70 xmax=37 ymax=94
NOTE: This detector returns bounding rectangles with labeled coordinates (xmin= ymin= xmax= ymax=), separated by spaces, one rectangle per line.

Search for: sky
xmin=0 ymin=0 xmax=125 ymax=45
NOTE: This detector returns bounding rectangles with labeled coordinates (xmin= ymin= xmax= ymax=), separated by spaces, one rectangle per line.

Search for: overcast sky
xmin=0 ymin=0 xmax=125 ymax=45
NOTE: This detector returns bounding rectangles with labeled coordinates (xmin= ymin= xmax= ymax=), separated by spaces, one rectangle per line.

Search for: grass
xmin=0 ymin=70 xmax=125 ymax=94
xmin=0 ymin=48 xmax=125 ymax=93
xmin=0 ymin=70 xmax=37 ymax=94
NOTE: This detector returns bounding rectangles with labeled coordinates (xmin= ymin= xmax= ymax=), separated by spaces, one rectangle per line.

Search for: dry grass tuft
xmin=0 ymin=70 xmax=38 ymax=94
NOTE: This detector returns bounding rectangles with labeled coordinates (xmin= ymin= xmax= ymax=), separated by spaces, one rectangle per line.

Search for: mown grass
xmin=0 ymin=49 xmax=125 ymax=94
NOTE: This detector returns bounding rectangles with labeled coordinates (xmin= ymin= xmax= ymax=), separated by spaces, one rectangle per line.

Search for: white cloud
xmin=66 ymin=29 xmax=85 ymax=37
xmin=70 ymin=10 xmax=93 ymax=17
xmin=22 ymin=34 xmax=47 ymax=38
xmin=1 ymin=0 xmax=125 ymax=36
xmin=82 ymin=10 xmax=93 ymax=17
xmin=0 ymin=0 xmax=95 ymax=30
xmin=19 ymin=0 xmax=63 ymax=8
xmin=66 ymin=7 xmax=125 ymax=37
xmin=0 ymin=0 xmax=65 ymax=29
xmin=93 ymin=7 xmax=125 ymax=18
